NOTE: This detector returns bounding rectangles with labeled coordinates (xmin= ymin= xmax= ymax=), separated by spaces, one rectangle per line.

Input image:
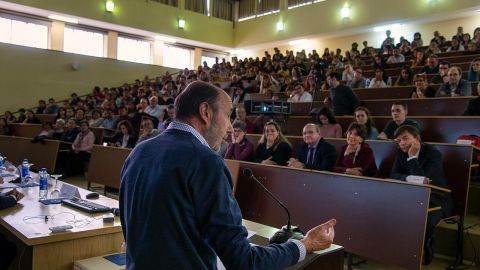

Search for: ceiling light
xmin=105 ymin=0 xmax=115 ymax=12
xmin=276 ymin=21 xmax=284 ymax=32
xmin=178 ymin=19 xmax=185 ymax=29
xmin=340 ymin=4 xmax=350 ymax=19
xmin=48 ymin=15 xmax=78 ymax=24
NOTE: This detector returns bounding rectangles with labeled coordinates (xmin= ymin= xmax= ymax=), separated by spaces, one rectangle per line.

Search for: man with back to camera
xmin=120 ymin=81 xmax=336 ymax=269
xmin=287 ymin=123 xmax=337 ymax=171
xmin=390 ymin=125 xmax=453 ymax=265
xmin=377 ymin=101 xmax=421 ymax=140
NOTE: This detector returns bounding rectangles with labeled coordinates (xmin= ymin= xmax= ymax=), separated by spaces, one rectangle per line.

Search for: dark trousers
xmin=0 ymin=233 xmax=17 ymax=269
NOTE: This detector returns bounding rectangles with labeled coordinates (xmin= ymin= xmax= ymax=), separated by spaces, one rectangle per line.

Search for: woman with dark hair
xmin=333 ymin=123 xmax=377 ymax=177
xmin=317 ymin=107 xmax=342 ymax=138
xmin=3 ymin=111 xmax=16 ymax=124
xmin=23 ymin=110 xmax=41 ymax=124
xmin=55 ymin=108 xmax=66 ymax=121
xmin=354 ymin=107 xmax=378 ymax=139
xmin=254 ymin=121 xmax=292 ymax=166
xmin=109 ymin=120 xmax=137 ymax=148
xmin=411 ymin=50 xmax=426 ymax=68
xmin=410 ymin=74 xmax=437 ymax=99
xmin=413 ymin=32 xmax=423 ymax=47
xmin=372 ymin=54 xmax=388 ymax=70
xmin=0 ymin=118 xmax=11 ymax=135
xmin=231 ymin=86 xmax=251 ymax=107
xmin=394 ymin=66 xmax=414 ymax=86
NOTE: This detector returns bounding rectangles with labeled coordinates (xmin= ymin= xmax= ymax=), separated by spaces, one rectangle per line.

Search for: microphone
xmin=242 ymin=168 xmax=304 ymax=244
xmin=111 ymin=208 xmax=120 ymax=216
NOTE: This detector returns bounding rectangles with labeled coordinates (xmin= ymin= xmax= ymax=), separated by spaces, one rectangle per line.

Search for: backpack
xmin=457 ymin=135 xmax=480 ymax=162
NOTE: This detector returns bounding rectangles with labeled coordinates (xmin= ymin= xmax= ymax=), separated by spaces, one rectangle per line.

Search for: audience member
xmin=137 ymin=117 xmax=161 ymax=144
xmin=234 ymin=105 xmax=255 ymax=134
xmin=436 ymin=66 xmax=472 ymax=97
xmin=333 ymin=123 xmax=377 ymax=177
xmin=467 ymin=58 xmax=480 ymax=82
xmin=109 ymin=120 xmax=137 ymax=148
xmin=368 ymin=68 xmax=387 ymax=88
xmin=23 ymin=110 xmax=41 ymax=124
xmin=287 ymin=123 xmax=336 ymax=171
xmin=390 ymin=125 xmax=453 ymax=265
xmin=447 ymin=37 xmax=464 ymax=51
xmin=386 ymin=48 xmax=405 ymax=64
xmin=354 ymin=107 xmax=378 ymax=139
xmin=231 ymin=86 xmax=250 ymax=107
xmin=411 ymin=50 xmax=426 ymax=68
xmin=378 ymin=101 xmax=421 ymax=140
xmin=349 ymin=68 xmax=366 ymax=89
xmin=35 ymin=100 xmax=47 ymax=114
xmin=420 ymin=54 xmax=439 ymax=74
xmin=0 ymin=118 xmax=11 ymax=135
xmin=224 ymin=120 xmax=254 ymax=161
xmin=52 ymin=118 xmax=65 ymax=140
xmin=430 ymin=61 xmax=451 ymax=84
xmin=410 ymin=74 xmax=436 ymax=99
xmin=316 ymin=107 xmax=342 ymax=138
xmin=60 ymin=118 xmax=80 ymax=143
xmin=3 ymin=111 xmax=16 ymax=124
xmin=67 ymin=120 xmax=95 ymax=176
xmin=394 ymin=66 xmax=414 ymax=86
xmin=327 ymin=72 xmax=359 ymax=116
xmin=46 ymin=98 xmax=59 ymax=114
xmin=288 ymin=83 xmax=313 ymax=102
xmin=145 ymin=96 xmax=163 ymax=120
xmin=413 ymin=32 xmax=423 ymax=47
xmin=16 ymin=108 xmax=26 ymax=123
xmin=463 ymin=83 xmax=480 ymax=116
xmin=254 ymin=121 xmax=292 ymax=166
xmin=342 ymin=64 xmax=355 ymax=83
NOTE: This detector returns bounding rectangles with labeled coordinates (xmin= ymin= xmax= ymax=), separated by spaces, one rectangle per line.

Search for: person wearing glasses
xmin=435 ymin=66 xmax=471 ymax=97
xmin=410 ymin=74 xmax=436 ymax=99
xmin=430 ymin=61 xmax=451 ymax=84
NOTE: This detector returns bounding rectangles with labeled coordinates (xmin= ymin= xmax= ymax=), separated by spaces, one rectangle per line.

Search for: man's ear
xmin=198 ymin=102 xmax=210 ymax=125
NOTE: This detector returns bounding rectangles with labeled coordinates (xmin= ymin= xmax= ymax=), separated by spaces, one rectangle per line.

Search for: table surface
xmin=0 ymin=174 xmax=121 ymax=246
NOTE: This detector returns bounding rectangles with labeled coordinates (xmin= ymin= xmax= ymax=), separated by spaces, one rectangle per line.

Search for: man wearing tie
xmin=287 ymin=123 xmax=337 ymax=171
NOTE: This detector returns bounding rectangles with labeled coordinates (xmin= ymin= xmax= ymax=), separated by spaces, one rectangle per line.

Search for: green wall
xmin=0 ymin=42 xmax=178 ymax=113
xmin=4 ymin=0 xmax=234 ymax=47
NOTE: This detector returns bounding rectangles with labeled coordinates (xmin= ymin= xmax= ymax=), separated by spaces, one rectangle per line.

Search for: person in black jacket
xmin=0 ymin=188 xmax=24 ymax=269
xmin=390 ymin=125 xmax=453 ymax=265
xmin=108 ymin=120 xmax=137 ymax=148
xmin=254 ymin=121 xmax=293 ymax=166
xmin=287 ymin=123 xmax=336 ymax=171
xmin=327 ymin=72 xmax=359 ymax=116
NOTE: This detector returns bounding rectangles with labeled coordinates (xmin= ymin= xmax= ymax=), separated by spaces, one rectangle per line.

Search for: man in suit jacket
xmin=287 ymin=123 xmax=337 ymax=171
xmin=390 ymin=125 xmax=453 ymax=265
xmin=0 ymin=188 xmax=24 ymax=269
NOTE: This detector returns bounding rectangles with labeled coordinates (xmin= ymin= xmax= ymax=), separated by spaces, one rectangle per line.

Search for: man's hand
xmin=261 ymin=157 xmax=277 ymax=165
xmin=408 ymin=140 xmax=421 ymax=158
xmin=235 ymin=132 xmax=245 ymax=144
xmin=287 ymin=158 xmax=304 ymax=169
xmin=301 ymin=219 xmax=336 ymax=253
xmin=423 ymin=177 xmax=432 ymax=184
xmin=6 ymin=189 xmax=24 ymax=202
xmin=346 ymin=167 xmax=363 ymax=176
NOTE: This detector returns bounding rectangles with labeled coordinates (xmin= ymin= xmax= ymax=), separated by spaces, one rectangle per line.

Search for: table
xmin=0 ymin=178 xmax=123 ymax=270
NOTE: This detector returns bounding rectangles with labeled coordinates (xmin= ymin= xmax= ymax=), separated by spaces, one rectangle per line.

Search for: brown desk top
xmin=0 ymin=177 xmax=121 ymax=246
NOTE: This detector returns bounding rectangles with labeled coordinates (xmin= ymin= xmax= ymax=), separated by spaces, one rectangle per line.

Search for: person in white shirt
xmin=144 ymin=96 xmax=163 ymax=121
xmin=386 ymin=48 xmax=405 ymax=64
xmin=288 ymin=84 xmax=313 ymax=102
xmin=368 ymin=68 xmax=387 ymax=88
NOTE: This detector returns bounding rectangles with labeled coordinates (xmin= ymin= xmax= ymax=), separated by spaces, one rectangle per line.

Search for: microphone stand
xmin=243 ymin=168 xmax=304 ymax=244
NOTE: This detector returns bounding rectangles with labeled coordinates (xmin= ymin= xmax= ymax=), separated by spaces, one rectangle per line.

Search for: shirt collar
xmin=167 ymin=121 xmax=210 ymax=147
xmin=309 ymin=138 xmax=321 ymax=149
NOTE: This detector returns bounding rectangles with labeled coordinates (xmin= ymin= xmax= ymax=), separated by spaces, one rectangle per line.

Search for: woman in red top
xmin=333 ymin=123 xmax=377 ymax=177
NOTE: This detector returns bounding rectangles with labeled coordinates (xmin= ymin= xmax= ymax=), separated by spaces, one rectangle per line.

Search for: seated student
xmin=420 ymin=54 xmax=439 ymax=74
xmin=333 ymin=123 xmax=378 ymax=177
xmin=287 ymin=123 xmax=337 ymax=171
xmin=435 ymin=66 xmax=472 ymax=97
xmin=136 ymin=117 xmax=161 ymax=144
xmin=317 ymin=107 xmax=342 ymax=138
xmin=430 ymin=61 xmax=450 ymax=84
xmin=368 ymin=68 xmax=387 ymax=88
xmin=390 ymin=125 xmax=453 ymax=265
xmin=67 ymin=120 xmax=95 ymax=176
xmin=23 ymin=109 xmax=41 ymax=124
xmin=287 ymin=83 xmax=313 ymax=102
xmin=88 ymin=109 xmax=104 ymax=128
xmin=394 ymin=66 xmax=414 ymax=86
xmin=463 ymin=82 xmax=480 ymax=116
xmin=0 ymin=188 xmax=24 ymax=270
xmin=234 ymin=105 xmax=255 ymax=134
xmin=467 ymin=57 xmax=480 ymax=82
xmin=52 ymin=118 xmax=65 ymax=140
xmin=410 ymin=74 xmax=437 ymax=99
xmin=109 ymin=120 xmax=137 ymax=149
xmin=354 ymin=107 xmax=378 ymax=139
xmin=31 ymin=121 xmax=54 ymax=143
xmin=224 ymin=120 xmax=254 ymax=161
xmin=254 ymin=121 xmax=292 ymax=166
xmin=349 ymin=68 xmax=366 ymax=89
xmin=60 ymin=118 xmax=80 ymax=143
xmin=378 ymin=101 xmax=421 ymax=140
xmin=0 ymin=118 xmax=11 ymax=135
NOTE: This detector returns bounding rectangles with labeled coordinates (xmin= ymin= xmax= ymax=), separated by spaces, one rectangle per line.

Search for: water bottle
xmin=21 ymin=159 xmax=30 ymax=182
xmin=39 ymin=168 xmax=49 ymax=200
xmin=387 ymin=76 xmax=392 ymax=86
xmin=365 ymin=78 xmax=370 ymax=88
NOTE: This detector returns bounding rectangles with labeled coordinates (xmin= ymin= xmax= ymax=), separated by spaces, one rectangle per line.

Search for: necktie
xmin=307 ymin=147 xmax=315 ymax=166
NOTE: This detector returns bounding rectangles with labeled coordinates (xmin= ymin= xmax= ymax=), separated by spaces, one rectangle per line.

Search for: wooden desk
xmin=0 ymin=179 xmax=123 ymax=270
xmin=73 ymin=220 xmax=343 ymax=270
xmin=233 ymin=161 xmax=432 ymax=270
xmin=86 ymin=145 xmax=131 ymax=190
xmin=10 ymin=123 xmax=43 ymax=138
